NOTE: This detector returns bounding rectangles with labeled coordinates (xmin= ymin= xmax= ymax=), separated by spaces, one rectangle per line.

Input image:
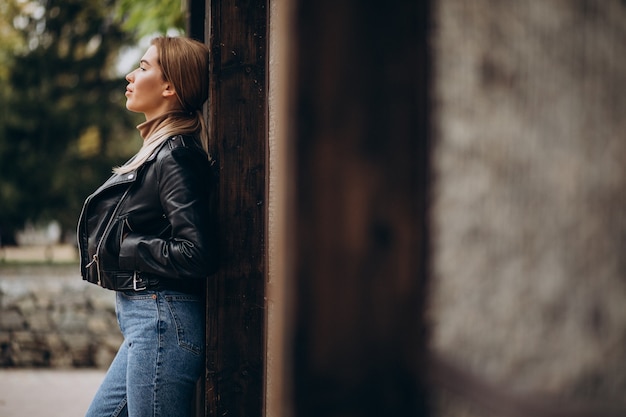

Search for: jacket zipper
xmin=85 ymin=254 xmax=100 ymax=286
xmin=94 ymin=186 xmax=132 ymax=287
xmin=82 ymin=183 xmax=133 ymax=287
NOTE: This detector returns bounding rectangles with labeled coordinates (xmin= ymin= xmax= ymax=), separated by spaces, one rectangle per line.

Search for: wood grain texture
xmin=203 ymin=0 xmax=268 ymax=416
xmin=290 ymin=1 xmax=432 ymax=416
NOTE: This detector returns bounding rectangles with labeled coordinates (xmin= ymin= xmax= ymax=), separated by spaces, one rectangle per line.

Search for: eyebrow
xmin=140 ymin=59 xmax=152 ymax=66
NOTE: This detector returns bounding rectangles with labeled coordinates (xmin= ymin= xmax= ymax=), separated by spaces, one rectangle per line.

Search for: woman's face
xmin=125 ymin=45 xmax=176 ymax=120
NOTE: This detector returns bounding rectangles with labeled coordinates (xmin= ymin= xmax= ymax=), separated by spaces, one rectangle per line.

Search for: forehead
xmin=141 ymin=45 xmax=159 ymax=65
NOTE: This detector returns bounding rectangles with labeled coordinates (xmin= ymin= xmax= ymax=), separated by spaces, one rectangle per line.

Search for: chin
xmin=126 ymin=102 xmax=139 ymax=113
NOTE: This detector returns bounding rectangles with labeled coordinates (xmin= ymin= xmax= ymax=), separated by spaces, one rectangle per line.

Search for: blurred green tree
xmin=0 ymin=1 xmax=25 ymax=232
xmin=115 ymin=0 xmax=186 ymax=38
xmin=0 ymin=0 xmax=141 ymax=244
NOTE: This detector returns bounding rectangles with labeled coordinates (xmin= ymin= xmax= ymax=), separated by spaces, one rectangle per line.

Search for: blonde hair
xmin=115 ymin=37 xmax=210 ymax=174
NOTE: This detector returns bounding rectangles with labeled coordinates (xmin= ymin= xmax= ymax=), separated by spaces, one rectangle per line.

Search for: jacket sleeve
xmin=118 ymin=146 xmax=218 ymax=279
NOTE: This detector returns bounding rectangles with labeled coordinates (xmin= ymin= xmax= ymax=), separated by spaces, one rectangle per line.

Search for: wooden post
xmin=288 ymin=0 xmax=432 ymax=416
xmin=202 ymin=0 xmax=268 ymax=416
xmin=186 ymin=0 xmax=205 ymax=42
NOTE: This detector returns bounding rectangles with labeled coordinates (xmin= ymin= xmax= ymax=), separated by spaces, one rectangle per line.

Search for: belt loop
xmin=133 ymin=271 xmax=147 ymax=291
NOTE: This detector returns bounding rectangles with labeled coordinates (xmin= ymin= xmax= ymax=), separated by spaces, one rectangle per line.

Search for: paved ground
xmin=0 ymin=369 xmax=106 ymax=417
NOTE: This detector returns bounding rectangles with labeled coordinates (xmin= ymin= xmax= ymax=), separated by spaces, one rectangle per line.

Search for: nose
xmin=125 ymin=70 xmax=134 ymax=82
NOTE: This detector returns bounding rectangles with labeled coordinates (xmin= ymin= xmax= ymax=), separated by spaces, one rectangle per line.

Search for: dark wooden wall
xmin=289 ymin=1 xmax=432 ymax=416
xmin=190 ymin=0 xmax=432 ymax=415
xmin=190 ymin=0 xmax=268 ymax=416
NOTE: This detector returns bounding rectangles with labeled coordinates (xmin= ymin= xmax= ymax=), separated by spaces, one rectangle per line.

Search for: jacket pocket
xmin=102 ymin=215 xmax=128 ymax=267
xmin=122 ymin=217 xmax=133 ymax=240
xmin=156 ymin=214 xmax=172 ymax=238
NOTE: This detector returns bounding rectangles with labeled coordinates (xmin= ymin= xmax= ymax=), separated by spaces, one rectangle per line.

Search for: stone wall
xmin=0 ymin=264 xmax=121 ymax=369
xmin=429 ymin=0 xmax=626 ymax=414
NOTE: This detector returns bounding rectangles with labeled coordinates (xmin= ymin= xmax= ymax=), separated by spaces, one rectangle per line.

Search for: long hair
xmin=114 ymin=37 xmax=210 ymax=174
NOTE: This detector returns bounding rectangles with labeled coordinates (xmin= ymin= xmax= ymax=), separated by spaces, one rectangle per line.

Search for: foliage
xmin=115 ymin=0 xmax=186 ymax=38
xmin=0 ymin=1 xmax=24 ymax=82
xmin=0 ymin=0 xmax=142 ymax=244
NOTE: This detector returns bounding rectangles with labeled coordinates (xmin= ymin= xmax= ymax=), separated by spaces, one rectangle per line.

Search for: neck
xmin=137 ymin=110 xmax=187 ymax=140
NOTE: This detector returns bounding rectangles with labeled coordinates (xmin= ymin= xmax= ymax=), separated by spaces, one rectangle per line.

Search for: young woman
xmin=77 ymin=36 xmax=217 ymax=417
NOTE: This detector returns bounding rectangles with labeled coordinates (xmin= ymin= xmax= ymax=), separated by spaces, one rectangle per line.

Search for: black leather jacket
xmin=77 ymin=135 xmax=218 ymax=293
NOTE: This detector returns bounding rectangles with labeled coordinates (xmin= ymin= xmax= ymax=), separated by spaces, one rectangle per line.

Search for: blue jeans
xmin=86 ymin=290 xmax=205 ymax=417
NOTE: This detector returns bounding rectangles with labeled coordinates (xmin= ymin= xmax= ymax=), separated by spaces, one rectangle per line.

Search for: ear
xmin=162 ymin=83 xmax=176 ymax=98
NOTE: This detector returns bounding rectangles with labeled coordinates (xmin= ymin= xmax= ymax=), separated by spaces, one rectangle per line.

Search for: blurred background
xmin=0 ymin=0 xmax=186 ymax=247
xmin=0 ymin=1 xmax=187 ymax=416
xmin=1 ymin=0 xmax=626 ymax=416
xmin=428 ymin=1 xmax=626 ymax=415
